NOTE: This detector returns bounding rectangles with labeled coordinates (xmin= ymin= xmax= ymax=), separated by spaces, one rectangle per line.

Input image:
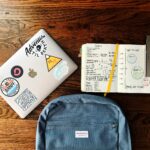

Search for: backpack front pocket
xmin=45 ymin=122 xmax=118 ymax=150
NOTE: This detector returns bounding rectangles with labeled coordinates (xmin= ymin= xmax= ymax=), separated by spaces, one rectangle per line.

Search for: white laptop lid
xmin=0 ymin=29 xmax=77 ymax=118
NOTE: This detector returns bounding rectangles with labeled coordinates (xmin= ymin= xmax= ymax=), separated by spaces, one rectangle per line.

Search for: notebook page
xmin=81 ymin=44 xmax=118 ymax=92
xmin=118 ymin=44 xmax=146 ymax=93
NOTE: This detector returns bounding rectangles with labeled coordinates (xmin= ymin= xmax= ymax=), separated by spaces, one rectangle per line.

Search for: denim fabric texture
xmin=36 ymin=94 xmax=132 ymax=150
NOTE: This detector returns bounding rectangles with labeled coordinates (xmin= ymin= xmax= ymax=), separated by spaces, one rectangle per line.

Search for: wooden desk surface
xmin=0 ymin=0 xmax=150 ymax=149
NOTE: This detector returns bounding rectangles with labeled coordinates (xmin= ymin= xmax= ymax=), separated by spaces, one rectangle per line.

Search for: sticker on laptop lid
xmin=25 ymin=35 xmax=47 ymax=57
xmin=11 ymin=66 xmax=23 ymax=78
xmin=1 ymin=77 xmax=20 ymax=97
xmin=53 ymin=61 xmax=69 ymax=80
xmin=45 ymin=54 xmax=62 ymax=72
xmin=15 ymin=88 xmax=37 ymax=111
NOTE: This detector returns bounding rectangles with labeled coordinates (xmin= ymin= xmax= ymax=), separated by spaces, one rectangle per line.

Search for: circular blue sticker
xmin=1 ymin=77 xmax=20 ymax=97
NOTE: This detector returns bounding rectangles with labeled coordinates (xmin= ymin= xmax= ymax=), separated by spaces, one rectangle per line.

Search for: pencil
xmin=104 ymin=44 xmax=119 ymax=96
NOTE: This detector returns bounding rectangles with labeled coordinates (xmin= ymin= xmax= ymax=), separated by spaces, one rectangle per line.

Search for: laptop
xmin=0 ymin=29 xmax=78 ymax=118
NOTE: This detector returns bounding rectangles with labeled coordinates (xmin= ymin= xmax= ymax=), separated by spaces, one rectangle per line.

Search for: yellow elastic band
xmin=104 ymin=44 xmax=119 ymax=96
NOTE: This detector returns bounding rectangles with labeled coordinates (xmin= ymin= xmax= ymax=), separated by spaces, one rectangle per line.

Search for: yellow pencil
xmin=104 ymin=44 xmax=119 ymax=96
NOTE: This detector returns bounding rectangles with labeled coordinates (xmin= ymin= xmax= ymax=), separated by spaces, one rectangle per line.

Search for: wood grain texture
xmin=0 ymin=0 xmax=149 ymax=149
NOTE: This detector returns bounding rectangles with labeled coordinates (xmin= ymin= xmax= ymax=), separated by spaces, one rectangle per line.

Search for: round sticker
xmin=11 ymin=66 xmax=23 ymax=78
xmin=1 ymin=77 xmax=20 ymax=97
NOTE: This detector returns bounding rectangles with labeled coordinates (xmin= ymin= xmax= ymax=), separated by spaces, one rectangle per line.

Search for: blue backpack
xmin=36 ymin=94 xmax=132 ymax=150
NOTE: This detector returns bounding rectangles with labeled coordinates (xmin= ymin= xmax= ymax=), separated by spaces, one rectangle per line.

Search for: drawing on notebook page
xmin=124 ymin=46 xmax=145 ymax=91
xmin=127 ymin=53 xmax=137 ymax=64
xmin=131 ymin=66 xmax=144 ymax=80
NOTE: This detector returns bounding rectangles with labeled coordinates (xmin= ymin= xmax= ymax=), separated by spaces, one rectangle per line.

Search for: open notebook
xmin=81 ymin=43 xmax=150 ymax=93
